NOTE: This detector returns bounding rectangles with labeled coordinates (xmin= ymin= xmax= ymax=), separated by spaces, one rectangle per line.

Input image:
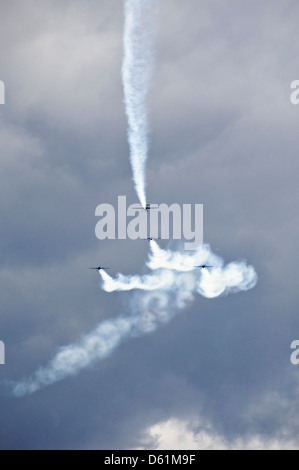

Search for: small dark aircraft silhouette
xmin=133 ymin=204 xmax=158 ymax=212
xmin=141 ymin=237 xmax=161 ymax=241
xmin=194 ymin=265 xmax=213 ymax=269
xmin=89 ymin=266 xmax=110 ymax=271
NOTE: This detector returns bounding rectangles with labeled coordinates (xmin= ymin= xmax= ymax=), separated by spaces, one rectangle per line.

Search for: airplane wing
xmin=89 ymin=267 xmax=110 ymax=270
xmin=193 ymin=265 xmax=213 ymax=268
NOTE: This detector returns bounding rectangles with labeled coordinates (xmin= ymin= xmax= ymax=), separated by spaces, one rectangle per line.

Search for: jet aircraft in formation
xmin=132 ymin=203 xmax=158 ymax=212
xmin=91 ymin=202 xmax=212 ymax=271
xmin=193 ymin=265 xmax=213 ymax=269
xmin=89 ymin=266 xmax=110 ymax=271
xmin=141 ymin=237 xmax=161 ymax=241
xmin=90 ymin=263 xmax=213 ymax=271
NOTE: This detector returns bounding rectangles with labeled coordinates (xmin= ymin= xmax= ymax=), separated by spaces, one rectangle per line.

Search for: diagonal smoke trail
xmin=122 ymin=0 xmax=156 ymax=208
xmin=8 ymin=243 xmax=257 ymax=397
xmin=11 ymin=317 xmax=135 ymax=397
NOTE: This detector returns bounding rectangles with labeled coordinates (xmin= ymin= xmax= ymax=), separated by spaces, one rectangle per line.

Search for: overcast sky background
xmin=0 ymin=0 xmax=299 ymax=449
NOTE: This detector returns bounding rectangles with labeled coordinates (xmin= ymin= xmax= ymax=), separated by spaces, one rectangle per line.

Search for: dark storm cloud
xmin=0 ymin=0 xmax=299 ymax=449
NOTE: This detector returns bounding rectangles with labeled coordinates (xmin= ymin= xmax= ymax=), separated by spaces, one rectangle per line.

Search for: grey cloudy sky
xmin=0 ymin=0 xmax=299 ymax=449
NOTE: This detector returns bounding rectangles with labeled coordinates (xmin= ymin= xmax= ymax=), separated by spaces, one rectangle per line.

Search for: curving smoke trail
xmin=100 ymin=241 xmax=257 ymax=300
xmin=147 ymin=241 xmax=258 ymax=299
xmin=9 ymin=243 xmax=257 ymax=397
xmin=122 ymin=0 xmax=156 ymax=208
xmin=11 ymin=317 xmax=135 ymax=397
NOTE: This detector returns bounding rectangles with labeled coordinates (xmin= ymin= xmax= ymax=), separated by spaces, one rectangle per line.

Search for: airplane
xmin=133 ymin=204 xmax=158 ymax=212
xmin=194 ymin=265 xmax=213 ymax=269
xmin=89 ymin=266 xmax=110 ymax=271
xmin=141 ymin=237 xmax=161 ymax=241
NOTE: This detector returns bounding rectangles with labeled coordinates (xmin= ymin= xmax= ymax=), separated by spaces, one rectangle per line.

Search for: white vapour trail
xmin=122 ymin=0 xmax=156 ymax=208
xmin=101 ymin=242 xmax=258 ymax=300
xmin=100 ymin=269 xmax=175 ymax=292
xmin=10 ymin=243 xmax=257 ymax=396
xmin=147 ymin=241 xmax=258 ymax=299
xmin=11 ymin=317 xmax=135 ymax=397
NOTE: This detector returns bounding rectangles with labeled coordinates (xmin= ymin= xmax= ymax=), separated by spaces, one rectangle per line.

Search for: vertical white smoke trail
xmin=122 ymin=0 xmax=156 ymax=208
